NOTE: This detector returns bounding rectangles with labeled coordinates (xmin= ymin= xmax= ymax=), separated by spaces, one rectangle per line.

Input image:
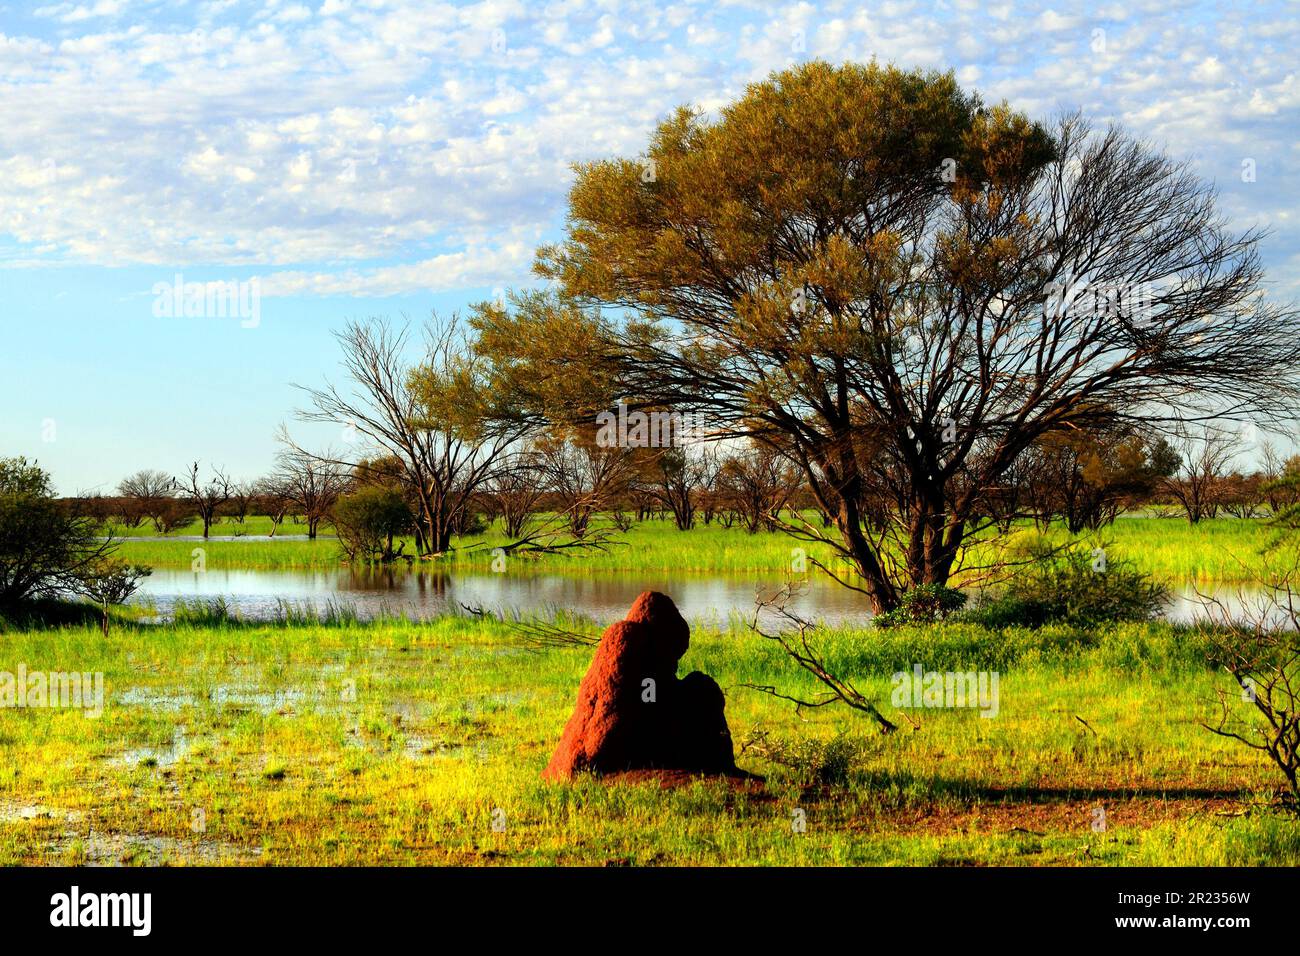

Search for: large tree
xmin=478 ymin=61 xmax=1300 ymax=611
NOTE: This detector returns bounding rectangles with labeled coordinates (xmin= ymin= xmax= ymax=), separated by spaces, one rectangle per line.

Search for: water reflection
xmin=132 ymin=567 xmax=1286 ymax=629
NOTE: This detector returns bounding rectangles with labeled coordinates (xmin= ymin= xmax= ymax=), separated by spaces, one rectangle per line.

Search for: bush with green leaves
xmin=0 ymin=457 xmax=119 ymax=608
xmin=332 ymin=486 xmax=414 ymax=562
xmin=969 ymin=545 xmax=1167 ymax=629
xmin=76 ymin=557 xmax=151 ymax=635
xmin=874 ymin=583 xmax=967 ymax=628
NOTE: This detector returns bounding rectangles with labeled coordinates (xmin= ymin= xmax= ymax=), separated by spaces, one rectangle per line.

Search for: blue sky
xmin=1 ymin=0 xmax=1297 ymax=493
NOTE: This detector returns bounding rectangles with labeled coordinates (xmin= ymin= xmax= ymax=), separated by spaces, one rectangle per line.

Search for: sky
xmin=0 ymin=0 xmax=1297 ymax=494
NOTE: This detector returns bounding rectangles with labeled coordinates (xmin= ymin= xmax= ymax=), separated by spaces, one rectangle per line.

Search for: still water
xmin=131 ymin=567 xmax=1272 ymax=628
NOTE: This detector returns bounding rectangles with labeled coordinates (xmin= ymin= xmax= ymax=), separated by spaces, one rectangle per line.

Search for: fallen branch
xmin=743 ymin=584 xmax=897 ymax=734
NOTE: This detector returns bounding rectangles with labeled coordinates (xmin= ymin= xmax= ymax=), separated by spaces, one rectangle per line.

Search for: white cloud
xmin=0 ymin=0 xmax=1295 ymax=298
xmin=257 ymin=234 xmax=539 ymax=297
xmin=1191 ymin=55 xmax=1226 ymax=83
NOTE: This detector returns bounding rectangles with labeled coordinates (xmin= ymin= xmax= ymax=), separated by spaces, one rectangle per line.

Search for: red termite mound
xmin=542 ymin=591 xmax=743 ymax=781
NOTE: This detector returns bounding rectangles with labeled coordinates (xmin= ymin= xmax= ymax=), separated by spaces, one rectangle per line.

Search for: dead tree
xmin=226 ymin=481 xmax=256 ymax=526
xmin=294 ymin=317 xmax=525 ymax=555
xmin=177 ymin=462 xmax=231 ymax=539
xmin=255 ymin=475 xmax=294 ymax=537
xmin=642 ymin=446 xmax=711 ymax=531
xmin=274 ymin=445 xmax=347 ymax=539
xmin=1198 ymin=570 xmax=1300 ymax=807
xmin=536 ymin=430 xmax=634 ymax=538
xmin=716 ymin=445 xmax=799 ymax=534
xmin=483 ymin=446 xmax=547 ymax=538
xmin=1164 ymin=425 xmax=1240 ymax=524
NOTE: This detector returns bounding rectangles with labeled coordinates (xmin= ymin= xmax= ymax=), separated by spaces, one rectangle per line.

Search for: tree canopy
xmin=474 ymin=60 xmax=1300 ymax=611
xmin=0 ymin=457 xmax=118 ymax=608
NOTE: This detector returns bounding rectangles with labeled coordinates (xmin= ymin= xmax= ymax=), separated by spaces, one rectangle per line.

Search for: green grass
xmin=114 ymin=513 xmax=1287 ymax=584
xmin=0 ymin=611 xmax=1293 ymax=866
xmin=109 ymin=515 xmax=309 ymax=537
xmin=119 ymin=536 xmax=345 ymax=571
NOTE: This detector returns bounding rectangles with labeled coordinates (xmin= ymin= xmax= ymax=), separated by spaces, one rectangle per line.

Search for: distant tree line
xmin=60 ymin=416 xmax=1300 ymax=556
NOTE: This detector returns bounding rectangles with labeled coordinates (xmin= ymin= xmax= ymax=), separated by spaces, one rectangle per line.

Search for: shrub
xmin=0 ymin=457 xmax=119 ymax=607
xmin=742 ymin=731 xmax=873 ymax=787
xmin=333 ymin=486 xmax=413 ymax=562
xmin=453 ymin=509 xmax=489 ymax=537
xmin=874 ymin=584 xmax=967 ymax=628
xmin=75 ymin=558 xmax=151 ymax=635
xmin=968 ymin=545 xmax=1166 ymax=628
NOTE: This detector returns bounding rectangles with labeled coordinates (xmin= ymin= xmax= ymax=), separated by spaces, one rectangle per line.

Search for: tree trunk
xmin=836 ymin=497 xmax=899 ymax=613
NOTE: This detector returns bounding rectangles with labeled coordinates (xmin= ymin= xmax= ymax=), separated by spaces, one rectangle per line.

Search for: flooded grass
xmin=0 ymin=613 xmax=1295 ymax=865
xmin=115 ymin=514 xmax=1286 ymax=585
